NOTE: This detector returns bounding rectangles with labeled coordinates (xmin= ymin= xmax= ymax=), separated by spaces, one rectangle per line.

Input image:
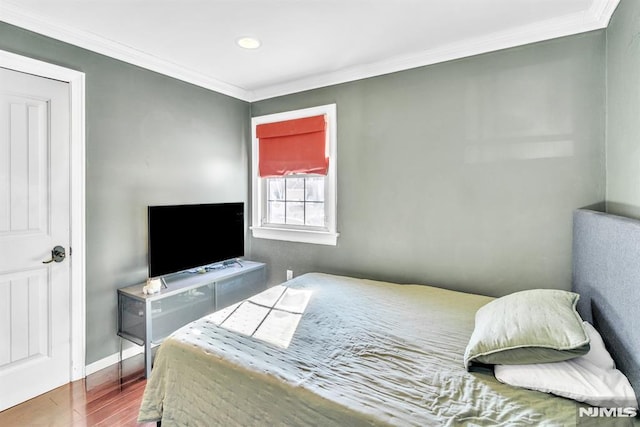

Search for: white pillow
xmin=494 ymin=322 xmax=638 ymax=409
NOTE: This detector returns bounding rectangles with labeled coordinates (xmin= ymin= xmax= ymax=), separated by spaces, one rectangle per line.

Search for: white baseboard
xmin=85 ymin=344 xmax=144 ymax=376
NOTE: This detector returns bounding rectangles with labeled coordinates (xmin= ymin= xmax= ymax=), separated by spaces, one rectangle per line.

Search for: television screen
xmin=148 ymin=202 xmax=244 ymax=278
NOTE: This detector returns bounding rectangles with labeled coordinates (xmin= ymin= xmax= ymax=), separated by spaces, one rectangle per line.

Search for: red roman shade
xmin=257 ymin=115 xmax=328 ymax=177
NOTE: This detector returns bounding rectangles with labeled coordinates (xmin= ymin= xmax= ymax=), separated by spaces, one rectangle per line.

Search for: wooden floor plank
xmin=82 ymin=381 xmax=147 ymax=426
xmin=0 ymin=354 xmax=151 ymax=427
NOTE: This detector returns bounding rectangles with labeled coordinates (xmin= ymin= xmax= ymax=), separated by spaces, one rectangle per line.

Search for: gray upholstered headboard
xmin=572 ymin=209 xmax=640 ymax=407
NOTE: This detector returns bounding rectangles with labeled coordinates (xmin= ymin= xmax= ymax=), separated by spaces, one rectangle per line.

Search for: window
xmin=266 ymin=176 xmax=325 ymax=226
xmin=251 ymin=104 xmax=338 ymax=245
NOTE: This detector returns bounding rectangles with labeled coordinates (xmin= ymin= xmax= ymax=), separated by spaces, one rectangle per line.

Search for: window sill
xmin=250 ymin=226 xmax=339 ymax=246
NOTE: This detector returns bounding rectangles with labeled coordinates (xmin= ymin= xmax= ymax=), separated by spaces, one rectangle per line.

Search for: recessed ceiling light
xmin=237 ymin=37 xmax=261 ymax=49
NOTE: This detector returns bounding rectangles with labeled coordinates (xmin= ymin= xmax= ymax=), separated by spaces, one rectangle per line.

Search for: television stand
xmin=117 ymin=260 xmax=266 ymax=378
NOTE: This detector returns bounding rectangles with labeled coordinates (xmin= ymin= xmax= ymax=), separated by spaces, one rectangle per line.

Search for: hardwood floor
xmin=0 ymin=354 xmax=155 ymax=427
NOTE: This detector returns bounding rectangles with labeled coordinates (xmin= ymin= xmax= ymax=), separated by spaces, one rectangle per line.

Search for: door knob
xmin=43 ymin=246 xmax=66 ymax=264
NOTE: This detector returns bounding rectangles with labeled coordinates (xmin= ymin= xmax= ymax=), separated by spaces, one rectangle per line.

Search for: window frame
xmin=251 ymin=104 xmax=338 ymax=246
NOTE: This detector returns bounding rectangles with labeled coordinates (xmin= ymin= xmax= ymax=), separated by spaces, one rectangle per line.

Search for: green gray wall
xmin=0 ymin=20 xmax=612 ymax=364
xmin=605 ymin=0 xmax=640 ymax=218
xmin=0 ymin=23 xmax=250 ymax=364
xmin=251 ymin=32 xmax=606 ymax=297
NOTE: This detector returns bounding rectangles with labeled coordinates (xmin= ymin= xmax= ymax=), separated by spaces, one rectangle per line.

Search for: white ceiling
xmin=0 ymin=0 xmax=619 ymax=101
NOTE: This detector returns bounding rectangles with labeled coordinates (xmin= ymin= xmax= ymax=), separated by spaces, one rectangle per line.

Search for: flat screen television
xmin=148 ymin=202 xmax=244 ymax=278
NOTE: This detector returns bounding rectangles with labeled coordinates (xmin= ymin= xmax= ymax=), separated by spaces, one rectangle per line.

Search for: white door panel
xmin=0 ymin=268 xmax=49 ymax=365
xmin=0 ymin=96 xmax=48 ymax=235
xmin=0 ymin=67 xmax=71 ymax=411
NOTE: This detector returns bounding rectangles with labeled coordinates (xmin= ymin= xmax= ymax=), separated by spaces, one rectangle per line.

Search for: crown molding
xmin=0 ymin=1 xmax=254 ymax=101
xmin=589 ymin=0 xmax=620 ymax=27
xmin=1 ymin=0 xmax=618 ymax=103
xmin=250 ymin=0 xmax=620 ymax=101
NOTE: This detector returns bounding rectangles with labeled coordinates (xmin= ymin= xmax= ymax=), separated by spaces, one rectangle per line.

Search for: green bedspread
xmin=138 ymin=273 xmax=597 ymax=426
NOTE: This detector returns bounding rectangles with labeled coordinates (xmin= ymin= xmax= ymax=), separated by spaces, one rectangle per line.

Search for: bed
xmin=138 ymin=209 xmax=640 ymax=426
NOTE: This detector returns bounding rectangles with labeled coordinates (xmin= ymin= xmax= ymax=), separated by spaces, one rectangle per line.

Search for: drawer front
xmin=150 ymin=284 xmax=214 ymax=343
xmin=216 ymin=267 xmax=266 ymax=310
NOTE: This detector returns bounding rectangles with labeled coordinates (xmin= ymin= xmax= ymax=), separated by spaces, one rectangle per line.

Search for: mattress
xmin=138 ymin=273 xmax=581 ymax=426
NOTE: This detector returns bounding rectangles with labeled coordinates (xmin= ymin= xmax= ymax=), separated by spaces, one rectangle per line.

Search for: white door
xmin=0 ymin=67 xmax=71 ymax=411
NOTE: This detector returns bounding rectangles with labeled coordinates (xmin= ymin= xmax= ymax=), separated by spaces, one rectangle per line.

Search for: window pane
xmin=286 ymin=202 xmax=305 ymax=225
xmin=305 ymin=202 xmax=325 ymax=226
xmin=305 ymin=177 xmax=325 ymax=202
xmin=268 ymin=179 xmax=285 ymax=201
xmin=267 ymin=201 xmax=285 ymax=224
xmin=286 ymin=178 xmax=305 ymax=201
